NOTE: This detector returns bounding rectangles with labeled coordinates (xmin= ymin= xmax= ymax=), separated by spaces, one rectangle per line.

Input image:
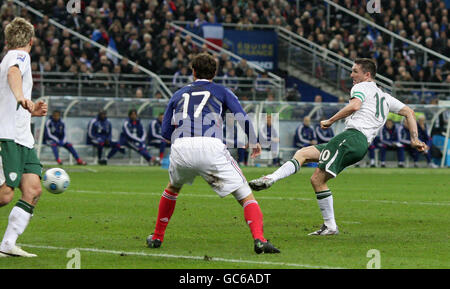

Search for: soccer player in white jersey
xmin=249 ymin=58 xmax=427 ymax=235
xmin=0 ymin=17 xmax=47 ymax=257
xmin=146 ymin=53 xmax=280 ymax=254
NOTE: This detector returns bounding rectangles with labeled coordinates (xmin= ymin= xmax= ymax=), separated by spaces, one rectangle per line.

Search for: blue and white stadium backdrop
xmin=222 ymin=29 xmax=278 ymax=71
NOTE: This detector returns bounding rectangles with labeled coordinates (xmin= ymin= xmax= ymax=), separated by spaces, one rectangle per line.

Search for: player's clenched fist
xmin=320 ymin=119 xmax=332 ymax=129
xmin=411 ymin=139 xmax=428 ymax=152
xmin=32 ymin=100 xmax=48 ymax=116
xmin=18 ymin=98 xmax=34 ymax=113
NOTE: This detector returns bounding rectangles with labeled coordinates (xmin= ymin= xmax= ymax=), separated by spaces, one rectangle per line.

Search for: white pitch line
xmin=340 ymin=221 xmax=362 ymax=224
xmin=18 ymin=243 xmax=342 ymax=269
xmin=72 ymin=189 xmax=450 ymax=206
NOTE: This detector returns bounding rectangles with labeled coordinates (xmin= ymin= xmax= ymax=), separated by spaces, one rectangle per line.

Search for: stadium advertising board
xmin=222 ymin=29 xmax=278 ymax=71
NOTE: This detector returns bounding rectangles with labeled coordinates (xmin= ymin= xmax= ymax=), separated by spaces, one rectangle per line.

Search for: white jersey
xmin=0 ymin=50 xmax=34 ymax=148
xmin=344 ymin=81 xmax=405 ymax=144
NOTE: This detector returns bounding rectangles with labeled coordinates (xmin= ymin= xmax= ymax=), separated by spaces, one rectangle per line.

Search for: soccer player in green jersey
xmin=249 ymin=58 xmax=427 ymax=235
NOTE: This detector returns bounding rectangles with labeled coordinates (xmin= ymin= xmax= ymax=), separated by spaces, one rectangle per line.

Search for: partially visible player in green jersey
xmin=249 ymin=58 xmax=427 ymax=235
xmin=0 ymin=17 xmax=47 ymax=257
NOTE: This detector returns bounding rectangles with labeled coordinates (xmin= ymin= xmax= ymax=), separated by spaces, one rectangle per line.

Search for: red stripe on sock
xmin=153 ymin=190 xmax=178 ymax=242
xmin=243 ymin=201 xmax=266 ymax=242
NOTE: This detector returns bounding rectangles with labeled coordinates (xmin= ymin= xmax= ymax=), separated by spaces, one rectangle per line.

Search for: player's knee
xmin=0 ymin=194 xmax=14 ymax=207
xmin=293 ymin=148 xmax=305 ymax=162
xmin=294 ymin=147 xmax=312 ymax=163
xmin=166 ymin=183 xmax=181 ymax=194
xmin=310 ymin=173 xmax=321 ymax=188
xmin=0 ymin=185 xmax=14 ymax=207
xmin=23 ymin=182 xmax=42 ymax=200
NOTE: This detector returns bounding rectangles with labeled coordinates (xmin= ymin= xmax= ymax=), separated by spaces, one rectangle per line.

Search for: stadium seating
xmin=0 ymin=0 xmax=447 ymax=103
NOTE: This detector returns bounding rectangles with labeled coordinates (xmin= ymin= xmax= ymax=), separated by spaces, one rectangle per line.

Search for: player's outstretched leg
xmin=147 ymin=183 xmax=180 ymax=248
xmin=249 ymin=146 xmax=320 ymax=191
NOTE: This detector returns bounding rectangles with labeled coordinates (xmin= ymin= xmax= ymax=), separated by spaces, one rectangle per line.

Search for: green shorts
xmin=0 ymin=139 xmax=42 ymax=188
xmin=315 ymin=129 xmax=368 ymax=177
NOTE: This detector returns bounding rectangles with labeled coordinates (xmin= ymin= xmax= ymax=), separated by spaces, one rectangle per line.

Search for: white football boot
xmin=248 ymin=176 xmax=275 ymax=191
xmin=0 ymin=245 xmax=37 ymax=257
xmin=308 ymin=224 xmax=339 ymax=236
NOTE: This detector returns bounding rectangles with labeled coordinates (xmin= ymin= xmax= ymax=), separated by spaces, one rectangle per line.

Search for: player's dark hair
xmin=354 ymin=58 xmax=377 ymax=78
xmin=128 ymin=109 xmax=137 ymax=117
xmin=191 ymin=53 xmax=217 ymax=80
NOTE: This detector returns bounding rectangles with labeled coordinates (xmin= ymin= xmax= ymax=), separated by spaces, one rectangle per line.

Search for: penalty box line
xmin=18 ymin=243 xmax=343 ymax=269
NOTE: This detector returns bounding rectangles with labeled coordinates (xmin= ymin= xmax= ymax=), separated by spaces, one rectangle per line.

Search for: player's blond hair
xmin=5 ymin=17 xmax=35 ymax=50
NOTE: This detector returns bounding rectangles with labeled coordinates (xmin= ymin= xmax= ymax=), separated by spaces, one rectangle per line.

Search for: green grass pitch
xmin=0 ymin=165 xmax=448 ymax=269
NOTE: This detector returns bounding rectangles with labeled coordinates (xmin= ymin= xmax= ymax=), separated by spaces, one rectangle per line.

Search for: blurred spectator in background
xmin=239 ymin=68 xmax=256 ymax=100
xmin=135 ymin=87 xmax=144 ymax=98
xmin=259 ymin=114 xmax=280 ymax=167
xmin=255 ymin=71 xmax=271 ymax=94
xmin=222 ymin=67 xmax=239 ymax=92
xmin=107 ymin=109 xmax=152 ymax=163
xmin=379 ymin=119 xmax=405 ymax=168
xmin=367 ymin=136 xmax=380 ymax=167
xmin=417 ymin=115 xmax=438 ymax=168
xmin=310 ymin=94 xmax=325 ymax=122
xmin=148 ymin=113 xmax=167 ymax=165
xmin=398 ymin=119 xmax=419 ymax=168
xmin=286 ymin=84 xmax=301 ymax=102
xmin=44 ymin=110 xmax=87 ymax=165
xmin=87 ymin=110 xmax=123 ymax=165
xmin=315 ymin=116 xmax=334 ymax=144
xmin=293 ymin=116 xmax=317 ymax=149
xmin=172 ymin=66 xmax=191 ymax=89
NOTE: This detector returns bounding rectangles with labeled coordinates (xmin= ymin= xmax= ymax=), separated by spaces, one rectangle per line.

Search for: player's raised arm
xmin=384 ymin=92 xmax=427 ymax=152
xmin=320 ymin=98 xmax=361 ymax=129
xmin=397 ymin=105 xmax=427 ymax=152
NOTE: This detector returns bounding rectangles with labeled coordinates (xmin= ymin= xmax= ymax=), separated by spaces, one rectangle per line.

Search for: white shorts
xmin=169 ymin=137 xmax=251 ymax=199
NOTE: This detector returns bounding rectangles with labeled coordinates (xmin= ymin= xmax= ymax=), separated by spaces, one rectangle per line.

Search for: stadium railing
xmin=33 ymin=96 xmax=450 ymax=168
xmin=31 ymin=72 xmax=279 ymax=101
xmin=392 ymin=82 xmax=450 ymax=103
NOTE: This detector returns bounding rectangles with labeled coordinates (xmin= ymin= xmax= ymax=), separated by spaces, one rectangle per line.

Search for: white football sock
xmin=267 ymin=159 xmax=300 ymax=182
xmin=315 ymin=191 xmax=337 ymax=230
xmin=1 ymin=206 xmax=32 ymax=250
